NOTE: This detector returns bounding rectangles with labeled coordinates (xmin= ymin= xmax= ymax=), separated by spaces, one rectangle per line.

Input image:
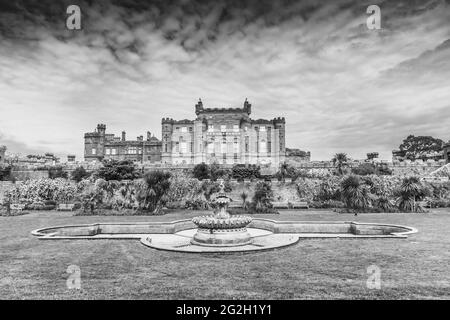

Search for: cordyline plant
xmin=340 ymin=175 xmax=373 ymax=212
xmin=395 ymin=176 xmax=430 ymax=213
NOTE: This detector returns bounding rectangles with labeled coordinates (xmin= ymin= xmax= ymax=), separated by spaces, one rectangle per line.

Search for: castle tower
xmin=84 ymin=124 xmax=106 ymax=161
xmin=161 ymin=118 xmax=173 ymax=164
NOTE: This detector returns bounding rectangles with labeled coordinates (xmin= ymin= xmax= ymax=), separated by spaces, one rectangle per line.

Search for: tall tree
xmin=332 ymin=153 xmax=349 ymax=175
xmin=397 ymin=135 xmax=444 ymax=161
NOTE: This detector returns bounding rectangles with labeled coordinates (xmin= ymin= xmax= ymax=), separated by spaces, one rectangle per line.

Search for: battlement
xmin=195 ymin=98 xmax=252 ymax=116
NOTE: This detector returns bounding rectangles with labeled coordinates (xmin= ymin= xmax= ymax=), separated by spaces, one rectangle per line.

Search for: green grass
xmin=0 ymin=209 xmax=449 ymax=299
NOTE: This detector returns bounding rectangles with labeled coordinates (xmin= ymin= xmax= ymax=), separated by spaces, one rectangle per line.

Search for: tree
xmin=71 ymin=166 xmax=91 ymax=182
xmin=332 ymin=153 xmax=349 ymax=175
xmin=340 ymin=175 xmax=372 ymax=211
xmin=396 ymin=135 xmax=444 ymax=161
xmin=142 ymin=171 xmax=172 ymax=213
xmin=395 ymin=177 xmax=430 ymax=212
xmin=48 ymin=166 xmax=68 ymax=179
xmin=0 ymin=165 xmax=12 ymax=181
xmin=192 ymin=163 xmax=210 ymax=180
xmin=95 ymin=160 xmax=141 ymax=181
xmin=252 ymin=181 xmax=274 ymax=213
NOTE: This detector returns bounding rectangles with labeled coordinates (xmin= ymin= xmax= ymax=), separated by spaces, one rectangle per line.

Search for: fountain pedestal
xmin=191 ymin=182 xmax=253 ymax=247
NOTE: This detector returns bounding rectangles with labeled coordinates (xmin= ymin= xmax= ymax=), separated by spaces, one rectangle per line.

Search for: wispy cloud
xmin=0 ymin=0 xmax=449 ymax=160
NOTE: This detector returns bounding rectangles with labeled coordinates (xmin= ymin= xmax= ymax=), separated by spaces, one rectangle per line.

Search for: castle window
xmin=260 ymin=126 xmax=266 ymax=132
xmin=244 ymin=127 xmax=248 ymax=132
xmin=221 ymin=138 xmax=227 ymax=153
xmin=180 ymin=142 xmax=187 ymax=154
xmin=112 ymin=149 xmax=117 ymax=155
xmin=105 ymin=148 xmax=111 ymax=155
xmin=208 ymin=125 xmax=214 ymax=132
xmin=207 ymin=142 xmax=214 ymax=154
xmin=220 ymin=125 xmax=226 ymax=132
xmin=92 ymin=148 xmax=97 ymax=155
xmin=181 ymin=127 xmax=187 ymax=133
xmin=245 ymin=136 xmax=249 ymax=152
xmin=233 ymin=138 xmax=239 ymax=153
xmin=233 ymin=125 xmax=239 ymax=132
xmin=127 ymin=147 xmax=137 ymax=154
xmin=260 ymin=140 xmax=267 ymax=153
xmin=189 ymin=127 xmax=193 ymax=132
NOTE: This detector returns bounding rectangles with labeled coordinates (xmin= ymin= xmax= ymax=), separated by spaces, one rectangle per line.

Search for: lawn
xmin=0 ymin=209 xmax=449 ymax=299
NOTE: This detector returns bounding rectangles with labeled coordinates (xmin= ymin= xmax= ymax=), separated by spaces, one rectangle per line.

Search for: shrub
xmin=48 ymin=166 xmax=68 ymax=179
xmin=340 ymin=175 xmax=373 ymax=211
xmin=231 ymin=164 xmax=260 ymax=181
xmin=394 ymin=176 xmax=430 ymax=212
xmin=251 ymin=181 xmax=273 ymax=213
xmin=71 ymin=166 xmax=91 ymax=182
xmin=0 ymin=165 xmax=12 ymax=181
xmin=352 ymin=163 xmax=392 ymax=176
xmin=192 ymin=163 xmax=210 ymax=180
xmin=94 ymin=159 xmax=141 ymax=181
xmin=142 ymin=171 xmax=172 ymax=213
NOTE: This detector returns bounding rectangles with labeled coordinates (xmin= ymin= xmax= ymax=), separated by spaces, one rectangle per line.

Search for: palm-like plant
xmin=332 ymin=153 xmax=349 ymax=176
xmin=395 ymin=177 xmax=429 ymax=212
xmin=240 ymin=192 xmax=248 ymax=210
xmin=340 ymin=175 xmax=372 ymax=212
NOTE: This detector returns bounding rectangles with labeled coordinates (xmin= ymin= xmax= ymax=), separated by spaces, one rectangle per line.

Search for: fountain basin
xmin=31 ymin=219 xmax=418 ymax=253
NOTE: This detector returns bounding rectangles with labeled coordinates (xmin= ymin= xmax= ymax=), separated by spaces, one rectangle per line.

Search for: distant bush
xmin=71 ymin=166 xmax=91 ymax=182
xmin=251 ymin=181 xmax=273 ymax=213
xmin=48 ymin=166 xmax=68 ymax=179
xmin=0 ymin=165 xmax=12 ymax=181
xmin=231 ymin=164 xmax=260 ymax=181
xmin=352 ymin=163 xmax=392 ymax=176
xmin=94 ymin=160 xmax=141 ymax=181
xmin=192 ymin=163 xmax=210 ymax=180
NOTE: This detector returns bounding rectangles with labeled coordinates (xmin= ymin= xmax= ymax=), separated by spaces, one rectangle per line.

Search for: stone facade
xmin=444 ymin=142 xmax=450 ymax=163
xmin=84 ymin=124 xmax=162 ymax=163
xmin=0 ymin=145 xmax=6 ymax=164
xmin=161 ymin=99 xmax=286 ymax=167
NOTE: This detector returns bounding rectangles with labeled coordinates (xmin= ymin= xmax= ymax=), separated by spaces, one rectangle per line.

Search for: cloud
xmin=0 ymin=0 xmax=449 ymax=160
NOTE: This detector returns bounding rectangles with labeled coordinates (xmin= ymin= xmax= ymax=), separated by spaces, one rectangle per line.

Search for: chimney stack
xmin=147 ymin=131 xmax=151 ymax=141
xmin=137 ymin=135 xmax=143 ymax=141
xmin=122 ymin=131 xmax=126 ymax=141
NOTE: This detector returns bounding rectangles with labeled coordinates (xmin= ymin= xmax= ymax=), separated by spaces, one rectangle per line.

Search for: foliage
xmin=71 ymin=166 xmax=91 ymax=182
xmin=332 ymin=153 xmax=349 ymax=176
xmin=352 ymin=163 xmax=392 ymax=176
xmin=340 ymin=175 xmax=373 ymax=211
xmin=48 ymin=166 xmax=68 ymax=179
xmin=394 ymin=177 xmax=430 ymax=212
xmin=231 ymin=164 xmax=260 ymax=181
xmin=94 ymin=159 xmax=141 ymax=181
xmin=251 ymin=181 xmax=273 ymax=213
xmin=396 ymin=135 xmax=444 ymax=161
xmin=6 ymin=178 xmax=76 ymax=205
xmin=209 ymin=162 xmax=230 ymax=181
xmin=0 ymin=165 xmax=12 ymax=181
xmin=192 ymin=163 xmax=210 ymax=180
xmin=276 ymin=162 xmax=303 ymax=181
xmin=142 ymin=171 xmax=172 ymax=213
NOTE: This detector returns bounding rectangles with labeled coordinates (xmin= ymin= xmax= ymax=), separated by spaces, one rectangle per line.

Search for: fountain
xmin=190 ymin=181 xmax=253 ymax=247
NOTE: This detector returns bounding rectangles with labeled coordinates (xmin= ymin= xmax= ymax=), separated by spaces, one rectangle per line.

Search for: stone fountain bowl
xmin=192 ymin=215 xmax=252 ymax=230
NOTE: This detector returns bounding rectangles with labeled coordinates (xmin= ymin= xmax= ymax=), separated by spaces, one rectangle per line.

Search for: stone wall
xmin=0 ymin=181 xmax=14 ymax=202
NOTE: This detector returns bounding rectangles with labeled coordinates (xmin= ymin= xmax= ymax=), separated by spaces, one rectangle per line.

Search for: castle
xmin=84 ymin=99 xmax=286 ymax=167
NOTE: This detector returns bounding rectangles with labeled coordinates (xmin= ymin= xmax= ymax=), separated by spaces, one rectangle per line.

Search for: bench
xmin=272 ymin=201 xmax=309 ymax=209
xmin=57 ymin=203 xmax=76 ymax=211
xmin=10 ymin=203 xmax=26 ymax=211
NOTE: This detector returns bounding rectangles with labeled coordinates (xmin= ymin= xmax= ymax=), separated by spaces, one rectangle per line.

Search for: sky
xmin=0 ymin=0 xmax=449 ymax=161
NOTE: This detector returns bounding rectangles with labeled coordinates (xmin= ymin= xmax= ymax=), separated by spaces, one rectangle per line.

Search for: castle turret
xmin=195 ymin=98 xmax=203 ymax=115
xmin=161 ymin=118 xmax=174 ymax=164
xmin=121 ymin=131 xmax=126 ymax=141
